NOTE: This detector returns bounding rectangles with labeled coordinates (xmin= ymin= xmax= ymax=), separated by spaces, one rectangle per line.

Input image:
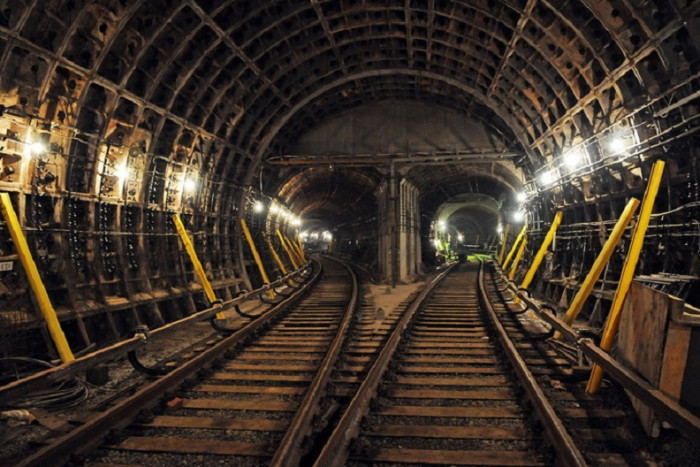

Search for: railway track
xmin=15 ymin=258 xmax=673 ymax=466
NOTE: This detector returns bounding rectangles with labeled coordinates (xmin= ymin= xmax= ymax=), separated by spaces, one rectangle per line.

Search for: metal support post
xmin=555 ymin=198 xmax=640 ymax=339
xmin=285 ymin=233 xmax=304 ymax=266
xmin=518 ymin=211 xmax=563 ymax=292
xmin=277 ymin=229 xmax=300 ymax=269
xmin=508 ymin=237 xmax=527 ymax=280
xmin=587 ymin=160 xmax=666 ymax=394
xmin=241 ymin=219 xmax=275 ymax=299
xmin=172 ymin=214 xmax=225 ymax=319
xmin=498 ymin=224 xmax=511 ymax=264
xmin=503 ymin=224 xmax=527 ymax=270
xmin=0 ymin=193 xmax=75 ymax=363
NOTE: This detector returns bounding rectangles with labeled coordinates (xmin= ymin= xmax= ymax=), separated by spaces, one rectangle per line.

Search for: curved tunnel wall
xmin=0 ymin=1 xmax=697 ymax=359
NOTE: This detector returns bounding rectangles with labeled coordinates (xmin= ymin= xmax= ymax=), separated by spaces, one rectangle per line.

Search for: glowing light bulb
xmin=608 ymin=137 xmax=627 ymax=154
xmin=516 ymin=192 xmax=527 ymax=202
xmin=497 ymin=225 xmax=503 ymax=234
xmin=539 ymin=170 xmax=555 ymax=187
xmin=115 ymin=163 xmax=130 ymax=181
xmin=457 ymin=234 xmax=464 ymax=242
xmin=183 ymin=177 xmax=197 ymax=193
xmin=29 ymin=141 xmax=47 ymax=154
xmin=433 ymin=239 xmax=441 ymax=249
xmin=253 ymin=200 xmax=264 ymax=213
xmin=270 ymin=204 xmax=280 ymax=214
xmin=563 ymin=148 xmax=584 ymax=169
xmin=438 ymin=221 xmax=447 ymax=232
xmin=513 ymin=210 xmax=525 ymax=223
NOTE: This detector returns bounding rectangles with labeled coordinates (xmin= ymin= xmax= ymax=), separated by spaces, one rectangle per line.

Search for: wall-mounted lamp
xmin=115 ymin=163 xmax=130 ymax=181
xmin=457 ymin=234 xmax=464 ymax=242
xmin=512 ymin=210 xmax=525 ymax=223
xmin=253 ymin=200 xmax=265 ymax=213
xmin=183 ymin=176 xmax=197 ymax=193
xmin=563 ymin=147 xmax=586 ymax=169
xmin=516 ymin=192 xmax=527 ymax=202
xmin=539 ymin=170 xmax=555 ymax=187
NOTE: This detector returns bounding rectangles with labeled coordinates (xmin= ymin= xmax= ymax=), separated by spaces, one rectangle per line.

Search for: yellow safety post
xmin=502 ymin=224 xmax=527 ymax=270
xmin=284 ymin=236 xmax=306 ymax=265
xmin=172 ymin=214 xmax=225 ymax=319
xmin=498 ymin=224 xmax=511 ymax=264
xmin=519 ymin=211 xmax=563 ymax=292
xmin=587 ymin=160 xmax=665 ymax=394
xmin=264 ymin=233 xmax=289 ymax=275
xmin=295 ymin=231 xmax=307 ymax=263
xmin=277 ymin=229 xmax=300 ymax=269
xmin=554 ymin=198 xmax=640 ymax=339
xmin=508 ymin=237 xmax=527 ymax=280
xmin=291 ymin=233 xmax=306 ymax=263
xmin=241 ymin=219 xmax=275 ymax=299
xmin=0 ymin=193 xmax=75 ymax=362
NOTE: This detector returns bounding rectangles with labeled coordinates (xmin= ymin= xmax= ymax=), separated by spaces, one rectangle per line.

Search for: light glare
xmin=512 ymin=211 xmax=525 ymax=223
xmin=539 ymin=170 xmax=555 ymax=186
xmin=516 ymin=192 xmax=527 ymax=202
xmin=253 ymin=200 xmax=264 ymax=213
xmin=457 ymin=234 xmax=464 ymax=242
xmin=563 ymin=148 xmax=584 ymax=169
xmin=115 ymin=164 xmax=130 ymax=181
xmin=29 ymin=141 xmax=47 ymax=154
xmin=183 ymin=177 xmax=197 ymax=193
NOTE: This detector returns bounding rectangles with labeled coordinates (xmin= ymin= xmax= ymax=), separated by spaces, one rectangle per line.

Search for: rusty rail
xmin=0 ymin=262 xmax=313 ymax=404
xmin=491 ymin=261 xmax=700 ymax=442
xmin=270 ymin=255 xmax=359 ymax=466
xmin=16 ymin=260 xmax=321 ymax=467
xmin=313 ymin=262 xmax=458 ymax=466
xmin=477 ymin=262 xmax=587 ymax=467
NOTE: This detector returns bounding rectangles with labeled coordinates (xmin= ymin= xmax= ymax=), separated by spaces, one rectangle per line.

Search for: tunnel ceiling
xmin=1 ymin=0 xmax=696 ymax=181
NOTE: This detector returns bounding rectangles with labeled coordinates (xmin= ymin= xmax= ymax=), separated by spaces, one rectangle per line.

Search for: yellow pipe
xmin=277 ymin=230 xmax=299 ymax=269
xmin=0 ymin=193 xmax=75 ymax=362
xmin=508 ymin=237 xmax=527 ymax=280
xmin=519 ymin=211 xmax=563 ymax=291
xmin=555 ymin=198 xmax=640 ymax=339
xmin=172 ymin=214 xmax=225 ymax=319
xmin=241 ymin=219 xmax=275 ymax=299
xmin=502 ymin=224 xmax=527 ymax=270
xmin=498 ymin=224 xmax=511 ymax=264
xmin=264 ymin=233 xmax=289 ymax=276
xmin=587 ymin=160 xmax=666 ymax=394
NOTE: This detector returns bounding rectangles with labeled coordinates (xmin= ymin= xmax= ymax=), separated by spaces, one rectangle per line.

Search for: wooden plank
xmin=659 ymin=321 xmax=691 ymax=400
xmin=369 ymin=424 xmax=527 ymax=439
xmin=237 ymin=354 xmax=321 ymax=361
xmin=558 ymin=407 xmax=625 ymax=418
xmin=114 ymin=436 xmax=269 ymax=457
xmin=387 ymin=388 xmax=515 ymax=400
xmin=402 ymin=356 xmax=499 ymax=364
xmin=399 ymin=366 xmax=503 ymax=374
xmin=223 ymin=363 xmax=316 ymax=371
xmin=211 ymin=373 xmax=312 ymax=382
xmin=181 ymin=398 xmax=296 ymax=411
xmin=378 ymin=406 xmax=522 ymax=418
xmin=143 ymin=415 xmax=287 ymax=431
xmin=193 ymin=384 xmax=305 ymax=395
xmin=396 ymin=376 xmax=509 ymax=386
xmin=354 ymin=448 xmax=543 ymax=466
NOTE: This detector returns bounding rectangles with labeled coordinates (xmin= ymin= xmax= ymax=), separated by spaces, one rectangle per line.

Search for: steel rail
xmin=0 ymin=263 xmax=313 ymax=404
xmin=15 ymin=259 xmax=323 ymax=467
xmin=270 ymin=255 xmax=359 ymax=466
xmin=491 ymin=262 xmax=700 ymax=442
xmin=477 ymin=262 xmax=587 ymax=467
xmin=313 ymin=262 xmax=458 ymax=467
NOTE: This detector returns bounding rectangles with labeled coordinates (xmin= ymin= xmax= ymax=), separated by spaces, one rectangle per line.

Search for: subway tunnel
xmin=0 ymin=0 xmax=699 ymax=464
